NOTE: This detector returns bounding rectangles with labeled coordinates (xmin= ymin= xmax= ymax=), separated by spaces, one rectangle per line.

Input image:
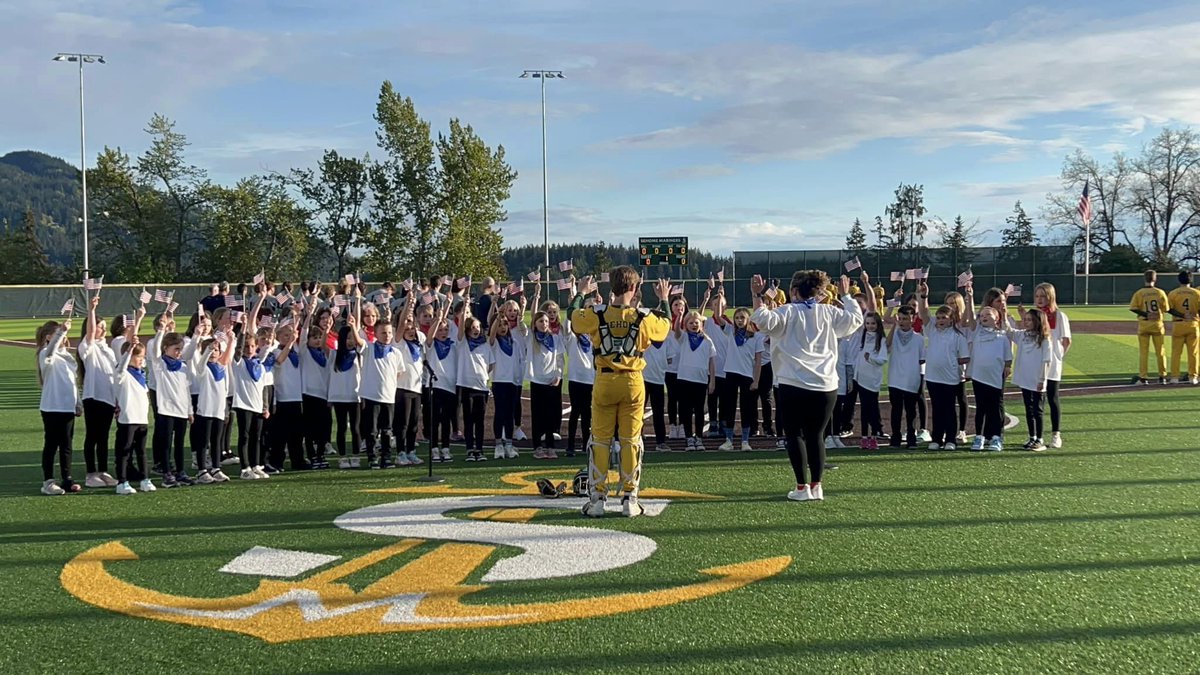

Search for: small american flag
xmin=456 ymin=277 xmax=470 ymax=290
xmin=154 ymin=289 xmax=171 ymax=303
xmin=582 ymin=279 xmax=598 ymax=294
xmin=890 ymin=271 xmax=904 ymax=282
xmin=904 ymin=269 xmax=918 ymax=280
xmin=421 ymin=293 xmax=434 ymax=305
xmin=600 ymin=272 xmax=610 ymax=283
xmin=83 ymin=276 xmax=103 ymax=291
xmin=1005 ymin=284 xmax=1022 ymax=297
xmin=330 ymin=305 xmax=342 ymax=318
xmin=556 ymin=278 xmax=572 ymax=291
xmin=119 ymin=314 xmax=130 ymax=327
xmin=224 ymin=295 xmax=244 ymax=308
xmin=344 ymin=273 xmax=358 ymax=286
xmin=915 ymin=268 xmax=930 ymax=280
xmin=167 ymin=301 xmax=179 ymax=313
xmin=716 ymin=268 xmax=725 ymax=283
xmin=440 ymin=275 xmax=452 ymax=286
xmin=333 ymin=295 xmax=349 ymax=308
xmin=260 ymin=315 xmax=276 ymax=328
xmin=557 ymin=260 xmax=573 ymax=272
xmin=1077 ymin=181 xmax=1093 ymax=225
xmin=527 ymin=271 xmax=541 ymax=282
xmin=60 ymin=297 xmax=74 ymax=315
xmin=139 ymin=288 xmax=152 ymax=304
xmin=670 ymin=285 xmax=684 ymax=296
xmin=278 ymin=317 xmax=295 ymax=328
xmin=275 ymin=292 xmax=291 ymax=305
xmin=507 ymin=282 xmax=522 ymax=296
xmin=230 ymin=310 xmax=245 ymax=324
xmin=957 ymin=268 xmax=974 ymax=287
xmin=253 ymin=270 xmax=265 ymax=285
xmin=886 ymin=298 xmax=901 ymax=308
xmin=844 ymin=256 xmax=861 ymax=272
xmin=402 ymin=278 xmax=413 ymax=291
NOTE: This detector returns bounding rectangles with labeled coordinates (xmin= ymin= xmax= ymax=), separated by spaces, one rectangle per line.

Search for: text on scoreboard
xmin=639 ymin=237 xmax=689 ymax=266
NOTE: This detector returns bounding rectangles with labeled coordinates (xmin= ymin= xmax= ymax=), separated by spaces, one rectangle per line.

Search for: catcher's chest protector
xmin=592 ymin=305 xmax=648 ymax=364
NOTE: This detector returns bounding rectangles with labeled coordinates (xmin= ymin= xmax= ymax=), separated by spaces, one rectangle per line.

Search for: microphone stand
xmin=415 ymin=357 xmax=445 ymax=483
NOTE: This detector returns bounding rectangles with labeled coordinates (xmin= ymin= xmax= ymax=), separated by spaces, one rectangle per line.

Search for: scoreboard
xmin=639 ymin=237 xmax=688 ymax=266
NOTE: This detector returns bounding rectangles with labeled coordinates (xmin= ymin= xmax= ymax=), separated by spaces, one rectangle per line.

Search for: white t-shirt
xmin=360 ymin=340 xmax=405 ymax=403
xmin=150 ymin=333 xmax=193 ymax=419
xmin=722 ymin=326 xmax=763 ymax=379
xmin=924 ymin=326 xmax=969 ymax=386
xmin=39 ymin=334 xmax=79 ymax=414
xmin=705 ymin=318 xmax=730 ymax=377
xmin=665 ymin=334 xmax=681 ymax=374
xmin=526 ymin=332 xmax=564 ymax=386
xmin=751 ymin=297 xmax=864 ymax=393
xmin=563 ymin=330 xmax=595 ymax=385
xmin=145 ymin=334 xmax=160 ymax=391
xmin=79 ymin=336 xmax=117 ymax=405
xmin=195 ymin=357 xmax=229 ymax=419
xmin=396 ymin=334 xmax=426 ymax=394
xmin=113 ymin=350 xmax=150 ymax=425
xmin=642 ymin=338 xmax=668 ymax=386
xmin=326 ymin=347 xmax=361 ymax=404
xmin=231 ymin=355 xmax=270 ymax=413
xmin=852 ymin=335 xmax=888 ymax=393
xmin=968 ymin=327 xmax=1012 ymax=390
xmin=491 ymin=335 xmax=521 ymax=385
xmin=887 ymin=329 xmax=926 ymax=393
xmin=426 ymin=337 xmax=458 ymax=394
xmin=676 ymin=331 xmax=717 ymax=385
xmin=300 ymin=343 xmax=331 ymax=400
xmin=272 ymin=347 xmax=304 ymax=403
xmin=1047 ymin=310 xmax=1071 ymax=381
xmin=1010 ymin=330 xmax=1052 ymax=392
xmin=457 ymin=338 xmax=494 ymax=392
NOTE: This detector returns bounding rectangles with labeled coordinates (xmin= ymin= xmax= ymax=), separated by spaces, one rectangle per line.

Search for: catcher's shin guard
xmin=587 ymin=434 xmax=610 ymax=500
xmin=617 ymin=435 xmax=645 ymax=500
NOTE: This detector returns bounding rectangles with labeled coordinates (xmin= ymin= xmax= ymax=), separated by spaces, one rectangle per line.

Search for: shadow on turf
xmin=0 ymin=371 xmax=39 ymax=410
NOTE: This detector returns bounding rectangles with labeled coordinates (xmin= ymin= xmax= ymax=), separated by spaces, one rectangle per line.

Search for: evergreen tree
xmin=845 ymin=218 xmax=867 ymax=251
xmin=0 ymin=207 xmax=54 ymax=283
xmin=1001 ymin=200 xmax=1038 ymax=248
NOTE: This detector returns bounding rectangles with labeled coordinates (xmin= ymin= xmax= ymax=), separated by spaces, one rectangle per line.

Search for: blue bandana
xmin=162 ymin=354 xmax=184 ymax=372
xmin=688 ymin=331 xmax=705 ymax=351
xmin=650 ymin=339 xmax=663 ymax=349
xmin=127 ymin=367 xmax=146 ymax=388
xmin=206 ymin=362 xmax=226 ymax=382
xmin=468 ymin=336 xmax=487 ymax=352
xmin=794 ymin=298 xmax=817 ymax=309
xmin=263 ymin=353 xmax=278 ymax=370
xmin=496 ymin=334 xmax=513 ymax=357
xmin=735 ymin=328 xmax=749 ymax=347
xmin=285 ymin=350 xmax=299 ymax=367
xmin=405 ymin=338 xmax=421 ymax=362
xmin=534 ymin=330 xmax=555 ymax=352
xmin=307 ymin=345 xmax=328 ymax=368
xmin=244 ymin=357 xmax=264 ymax=383
xmin=336 ymin=348 xmax=358 ymax=372
xmin=578 ymin=334 xmax=592 ymax=352
xmin=373 ymin=342 xmax=393 ymax=360
xmin=434 ymin=338 xmax=454 ymax=361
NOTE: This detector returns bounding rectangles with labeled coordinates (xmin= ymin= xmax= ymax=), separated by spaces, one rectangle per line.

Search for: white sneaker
xmin=787 ymin=485 xmax=813 ymax=502
xmin=829 ymin=436 xmax=845 ymax=449
xmin=1167 ymin=377 xmax=1178 ymax=385
xmin=211 ymin=470 xmax=230 ymax=483
xmin=99 ymin=472 xmax=118 ymax=487
xmin=395 ymin=453 xmax=411 ymax=467
xmin=582 ymin=497 xmax=607 ymax=517
xmin=338 ymin=457 xmax=351 ymax=469
xmin=971 ymin=435 xmax=985 ymax=451
xmin=987 ymin=436 xmax=1003 ymax=452
xmin=441 ymin=448 xmax=453 ymax=462
xmin=1050 ymin=432 xmax=1062 ymax=449
xmin=505 ymin=442 xmax=518 ymax=459
xmin=495 ymin=442 xmax=507 ymax=460
xmin=115 ymin=481 xmax=137 ymax=495
xmin=823 ymin=435 xmax=837 ymax=449
xmin=514 ymin=427 xmax=528 ymax=441
xmin=718 ymin=439 xmax=735 ymax=451
xmin=41 ymin=479 xmax=65 ymax=496
xmin=240 ymin=468 xmax=258 ymax=480
xmin=84 ymin=473 xmax=106 ymax=489
xmin=254 ymin=466 xmax=271 ymax=478
xmin=956 ymin=430 xmax=967 ymax=444
xmin=552 ymin=433 xmax=562 ymax=441
xmin=943 ymin=442 xmax=956 ymax=452
xmin=545 ymin=449 xmax=559 ymax=459
xmin=740 ymin=440 xmax=753 ymax=452
xmin=809 ymin=483 xmax=824 ymax=501
xmin=195 ymin=471 xmax=215 ymax=485
xmin=1192 ymin=377 xmax=1200 ymax=386
xmin=928 ymin=442 xmax=941 ymax=451
xmin=622 ymin=495 xmax=645 ymax=518
xmin=776 ymin=438 xmax=786 ymax=449
xmin=350 ymin=456 xmax=361 ymax=469
xmin=406 ymin=451 xmax=419 ymax=465
xmin=917 ymin=429 xmax=932 ymax=443
xmin=139 ymin=478 xmax=157 ymax=492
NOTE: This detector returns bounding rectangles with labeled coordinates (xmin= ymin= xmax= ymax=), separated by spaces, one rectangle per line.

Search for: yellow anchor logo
xmin=61 ymin=470 xmax=790 ymax=643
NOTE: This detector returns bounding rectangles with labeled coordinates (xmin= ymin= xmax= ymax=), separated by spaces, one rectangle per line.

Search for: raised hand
xmin=90 ymin=294 xmax=100 ymax=310
xmin=860 ymin=269 xmax=870 ymax=288
xmin=654 ymin=277 xmax=670 ymax=301
xmin=838 ymin=275 xmax=851 ymax=296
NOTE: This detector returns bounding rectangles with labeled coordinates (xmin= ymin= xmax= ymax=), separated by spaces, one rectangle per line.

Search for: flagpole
xmin=1083 ymin=216 xmax=1091 ymax=306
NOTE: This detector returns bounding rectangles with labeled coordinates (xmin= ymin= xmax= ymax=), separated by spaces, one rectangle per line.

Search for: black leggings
xmin=956 ymin=381 xmax=969 ymax=433
xmin=158 ymin=415 xmax=187 ymax=473
xmin=272 ymin=400 xmax=306 ymax=467
xmin=530 ymin=381 xmax=561 ymax=448
xmin=756 ymin=363 xmax=775 ymax=434
xmin=916 ymin=377 xmax=927 ymax=430
xmin=189 ymin=415 xmax=224 ymax=473
xmin=332 ymin=401 xmax=360 ymax=456
xmin=927 ymin=381 xmax=960 ymax=445
xmin=114 ymin=423 xmax=148 ymax=483
xmin=361 ymin=399 xmax=394 ymax=459
xmin=41 ymin=411 xmax=75 ymax=482
xmin=567 ymin=380 xmax=593 ymax=451
xmin=304 ymin=395 xmax=332 ymax=458
xmin=220 ymin=397 xmax=234 ymax=455
xmin=665 ymin=372 xmax=680 ymax=426
xmin=645 ymin=381 xmax=666 ymax=444
xmin=149 ymin=390 xmax=165 ymax=468
xmin=678 ymin=379 xmax=708 ymax=438
xmin=460 ymin=387 xmax=488 ymax=450
xmin=725 ymin=372 xmax=758 ymax=437
xmin=430 ymin=388 xmax=457 ymax=448
xmin=707 ymin=376 xmax=727 ymax=434
xmin=1021 ymin=388 xmax=1044 ymax=439
xmin=974 ymin=381 xmax=1006 ymax=436
xmin=1046 ymin=379 xmax=1061 ymax=433
xmin=837 ymin=365 xmax=856 ymax=434
xmin=777 ymin=385 xmax=837 ymax=486
xmin=889 ymin=387 xmax=919 ymax=443
xmin=82 ymin=398 xmax=114 ymax=474
xmin=392 ymin=390 xmax=421 ymax=454
xmin=972 ymin=380 xmax=1005 ymax=439
xmin=856 ymin=385 xmax=882 ymax=436
xmin=492 ymin=382 xmax=518 ymax=442
xmin=235 ymin=408 xmax=264 ymax=468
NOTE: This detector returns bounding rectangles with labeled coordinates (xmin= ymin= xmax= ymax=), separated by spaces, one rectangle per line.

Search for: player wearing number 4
xmin=1129 ymin=270 xmax=1170 ymax=384
xmin=1167 ymin=271 xmax=1200 ymax=385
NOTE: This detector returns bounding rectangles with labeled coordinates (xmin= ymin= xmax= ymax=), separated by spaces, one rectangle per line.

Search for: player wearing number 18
xmin=1129 ymin=270 xmax=1170 ymax=385
xmin=1167 ymin=271 xmax=1200 ymax=385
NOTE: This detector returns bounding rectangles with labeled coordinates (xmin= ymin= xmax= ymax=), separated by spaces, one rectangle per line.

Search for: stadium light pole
xmin=53 ymin=52 xmax=105 ymax=277
xmin=519 ymin=70 xmax=563 ymax=291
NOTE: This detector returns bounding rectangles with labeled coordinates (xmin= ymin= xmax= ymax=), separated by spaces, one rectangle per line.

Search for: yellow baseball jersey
xmin=1168 ymin=286 xmax=1200 ymax=327
xmin=821 ymin=287 xmax=836 ymax=305
xmin=1130 ymin=287 xmax=1170 ymax=332
xmin=769 ymin=288 xmax=787 ymax=306
xmin=570 ymin=305 xmax=669 ymax=373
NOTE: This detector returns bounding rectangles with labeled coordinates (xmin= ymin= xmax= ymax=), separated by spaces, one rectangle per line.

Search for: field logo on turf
xmin=60 ymin=470 xmax=791 ymax=642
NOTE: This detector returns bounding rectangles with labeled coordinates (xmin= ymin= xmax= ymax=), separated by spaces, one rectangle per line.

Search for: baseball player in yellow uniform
xmin=1129 ymin=269 xmax=1170 ymax=384
xmin=571 ymin=266 xmax=670 ymax=517
xmin=1167 ymin=271 xmax=1200 ymax=385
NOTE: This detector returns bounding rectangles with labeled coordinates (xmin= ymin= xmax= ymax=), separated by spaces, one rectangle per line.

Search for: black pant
xmin=159 ymin=415 xmax=187 ymax=473
xmin=114 ymin=423 xmax=148 ymax=483
xmin=857 ymin=385 xmax=882 ymax=436
xmin=361 ymin=399 xmax=394 ymax=460
xmin=189 ymin=415 xmax=224 ymax=473
xmin=392 ymin=390 xmax=421 ymax=454
xmin=678 ymin=379 xmax=708 ymax=438
xmin=1022 ymin=388 xmax=1044 ymax=439
xmin=916 ymin=377 xmax=927 ymax=430
xmin=220 ymin=397 xmax=234 ymax=455
xmin=1046 ymin=379 xmax=1061 ymax=433
xmin=260 ymin=385 xmax=275 ymax=462
xmin=460 ymin=387 xmax=488 ymax=450
xmin=530 ymin=381 xmax=561 ymax=448
xmin=332 ymin=401 xmax=360 ymax=456
xmin=972 ymin=380 xmax=1004 ymax=439
xmin=706 ymin=376 xmax=727 ymax=435
xmin=567 ymin=380 xmax=593 ymax=451
xmin=645 ymin=381 xmax=666 ymax=444
xmin=725 ymin=372 xmax=758 ymax=437
xmin=837 ymin=365 xmax=856 ymax=434
xmin=492 ymin=382 xmax=519 ymax=441
xmin=235 ymin=408 xmax=264 ymax=468
xmin=826 ymin=393 xmax=845 ymax=438
xmin=41 ymin=411 xmax=75 ymax=482
xmin=149 ymin=389 xmax=166 ymax=469
xmin=431 ymin=388 xmax=457 ymax=448
xmin=272 ymin=400 xmax=306 ymax=468
xmin=755 ymin=363 xmax=774 ymax=434
xmin=927 ymin=381 xmax=959 ymax=445
xmin=665 ymin=372 xmax=680 ymax=426
xmin=303 ymin=395 xmax=332 ymax=459
xmin=82 ymin=398 xmax=114 ymax=474
xmin=777 ymin=385 xmax=837 ymax=486
xmin=956 ymin=381 xmax=969 ymax=433
xmin=888 ymin=387 xmax=919 ymax=443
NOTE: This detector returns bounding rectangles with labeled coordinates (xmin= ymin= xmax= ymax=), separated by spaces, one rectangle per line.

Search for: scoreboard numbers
xmin=638 ymin=237 xmax=689 ymax=266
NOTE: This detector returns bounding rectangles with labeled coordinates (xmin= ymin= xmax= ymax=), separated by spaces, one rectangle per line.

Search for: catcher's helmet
xmin=536 ymin=478 xmax=566 ymax=498
xmin=571 ymin=469 xmax=589 ymax=496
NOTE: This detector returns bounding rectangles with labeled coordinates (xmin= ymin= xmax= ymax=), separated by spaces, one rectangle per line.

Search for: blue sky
xmin=4 ymin=0 xmax=1200 ymax=254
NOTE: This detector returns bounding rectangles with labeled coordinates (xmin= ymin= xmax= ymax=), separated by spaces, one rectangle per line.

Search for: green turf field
xmin=2 ymin=341 xmax=1200 ymax=673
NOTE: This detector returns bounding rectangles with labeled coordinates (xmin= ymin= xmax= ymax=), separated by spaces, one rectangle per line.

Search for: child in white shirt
xmin=458 ymin=312 xmax=494 ymax=461
xmin=886 ymin=306 xmax=926 ymax=448
xmin=563 ymin=282 xmax=599 ymax=456
xmin=1009 ymin=308 xmax=1052 ymax=451
xmin=968 ymin=306 xmax=1013 ymax=451
xmin=191 ymin=331 xmax=235 ymax=483
xmin=924 ymin=306 xmax=970 ymax=450
xmin=112 ymin=339 xmax=153 ymax=494
xmin=675 ymin=310 xmax=717 ymax=450
xmin=527 ymin=310 xmax=565 ymax=459
xmin=852 ymin=312 xmax=888 ymax=449
xmin=357 ymin=311 xmax=406 ymax=469
xmin=78 ymin=294 xmax=122 ymax=488
xmin=425 ymin=304 xmax=458 ymax=463
xmin=720 ymin=307 xmax=763 ymax=451
xmin=36 ymin=320 xmax=82 ymax=495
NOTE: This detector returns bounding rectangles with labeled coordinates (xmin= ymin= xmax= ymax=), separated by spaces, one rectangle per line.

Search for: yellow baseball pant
xmin=588 ymin=371 xmax=645 ymax=499
xmin=1138 ymin=330 xmax=1166 ymax=379
xmin=1170 ymin=324 xmax=1199 ymax=379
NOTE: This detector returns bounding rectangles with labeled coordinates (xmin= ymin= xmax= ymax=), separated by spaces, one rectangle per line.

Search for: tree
xmin=1043 ymin=149 xmax=1135 ymax=262
xmin=884 ymin=184 xmax=927 ymax=249
xmin=437 ymin=118 xmax=515 ymax=280
xmin=291 ymin=150 xmax=370 ymax=278
xmin=1128 ymin=128 xmax=1200 ymax=267
xmin=845 ymin=218 xmax=867 ymax=251
xmin=1001 ymin=201 xmax=1038 ymax=248
xmin=136 ymin=114 xmax=210 ymax=279
xmin=937 ymin=214 xmax=976 ymax=249
xmin=202 ymin=177 xmax=311 ymax=282
xmin=1091 ymin=243 xmax=1149 ymax=273
xmin=0 ymin=207 xmax=54 ymax=283
xmin=870 ymin=215 xmax=893 ymax=250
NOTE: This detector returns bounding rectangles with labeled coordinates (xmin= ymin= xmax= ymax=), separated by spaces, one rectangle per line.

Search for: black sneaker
xmin=889 ymin=440 xmax=902 ymax=448
xmin=263 ymin=464 xmax=283 ymax=475
xmin=151 ymin=464 xmax=166 ymax=476
xmin=475 ymin=451 xmax=488 ymax=462
xmin=220 ymin=452 xmax=239 ymax=466
xmin=174 ymin=472 xmax=195 ymax=486
xmin=380 ymin=458 xmax=396 ymax=469
xmin=62 ymin=479 xmax=82 ymax=493
xmin=162 ymin=473 xmax=179 ymax=488
xmin=369 ymin=457 xmax=381 ymax=470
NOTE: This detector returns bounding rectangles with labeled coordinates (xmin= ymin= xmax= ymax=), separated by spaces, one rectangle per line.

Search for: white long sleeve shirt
xmin=751 ymin=296 xmax=864 ymax=393
xmin=1047 ymin=310 xmax=1071 ymax=382
xmin=1010 ymin=330 xmax=1052 ymax=392
xmin=113 ymin=350 xmax=150 ymax=425
xmin=852 ymin=335 xmax=888 ymax=393
xmin=39 ymin=331 xmax=78 ymax=414
xmin=79 ymin=336 xmax=117 ymax=405
xmin=924 ymin=326 xmax=970 ymax=386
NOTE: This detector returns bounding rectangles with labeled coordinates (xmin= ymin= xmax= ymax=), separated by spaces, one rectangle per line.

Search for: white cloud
xmin=662 ymin=163 xmax=734 ymax=180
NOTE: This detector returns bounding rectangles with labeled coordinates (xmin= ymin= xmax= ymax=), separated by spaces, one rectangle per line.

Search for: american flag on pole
xmin=154 ymin=289 xmax=171 ymax=303
xmin=60 ymin=297 xmax=74 ymax=315
xmin=557 ymin=260 xmax=573 ymax=272
xmin=600 ymin=272 xmax=610 ymax=283
xmin=844 ymin=256 xmax=861 ymax=272
xmin=275 ymin=291 xmax=291 ymax=305
xmin=253 ymin=270 xmax=265 ymax=285
xmin=507 ymin=282 xmax=522 ymax=296
xmin=259 ymin=315 xmax=276 ymax=328
xmin=333 ymin=295 xmax=349 ymax=308
xmin=83 ymin=276 xmax=103 ymax=291
xmin=527 ymin=271 xmax=541 ymax=282
xmin=223 ymin=295 xmax=243 ymax=308
xmin=139 ymin=288 xmax=152 ymax=304
xmin=167 ymin=301 xmax=179 ymax=313
xmin=1077 ymin=181 xmax=1093 ymax=224
xmin=456 ymin=276 xmax=471 ymax=290
xmin=230 ymin=310 xmax=245 ymax=324
xmin=670 ymin=285 xmax=684 ymax=296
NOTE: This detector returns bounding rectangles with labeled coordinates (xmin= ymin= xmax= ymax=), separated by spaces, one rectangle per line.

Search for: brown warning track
xmin=1071 ymin=321 xmax=1136 ymax=335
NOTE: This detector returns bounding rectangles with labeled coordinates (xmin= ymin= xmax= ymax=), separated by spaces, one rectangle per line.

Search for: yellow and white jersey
xmin=1130 ymin=286 xmax=1169 ymax=333
xmin=1168 ymin=286 xmax=1200 ymax=328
